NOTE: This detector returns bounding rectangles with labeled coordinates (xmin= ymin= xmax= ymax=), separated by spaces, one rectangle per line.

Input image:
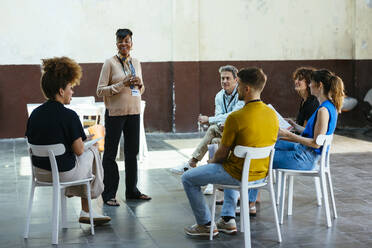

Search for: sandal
xmin=104 ymin=198 xmax=120 ymax=206
xmin=126 ymin=193 xmax=152 ymax=201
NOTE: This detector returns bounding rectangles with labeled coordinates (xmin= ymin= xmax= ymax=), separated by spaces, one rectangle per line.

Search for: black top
xmin=296 ymin=95 xmax=319 ymax=126
xmin=25 ymin=100 xmax=86 ymax=172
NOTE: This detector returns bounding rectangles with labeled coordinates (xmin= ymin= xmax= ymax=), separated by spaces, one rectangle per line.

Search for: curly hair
xmin=292 ymin=67 xmax=316 ymax=96
xmin=40 ymin=57 xmax=82 ymax=100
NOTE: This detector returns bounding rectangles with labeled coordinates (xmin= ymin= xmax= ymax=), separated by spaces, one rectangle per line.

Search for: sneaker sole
xmin=185 ymin=230 xmax=219 ymax=237
xmin=218 ymin=228 xmax=237 ymax=234
xmin=79 ymin=217 xmax=111 ymax=225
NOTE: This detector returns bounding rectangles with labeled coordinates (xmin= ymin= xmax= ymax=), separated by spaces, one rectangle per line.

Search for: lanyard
xmin=116 ymin=55 xmax=136 ymax=77
xmin=223 ymin=90 xmax=238 ymax=113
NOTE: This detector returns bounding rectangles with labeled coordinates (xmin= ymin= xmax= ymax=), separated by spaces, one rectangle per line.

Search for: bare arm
xmin=209 ymin=144 xmax=230 ymax=164
xmin=279 ymin=107 xmax=329 ymax=149
xmin=72 ymin=137 xmax=84 ymax=156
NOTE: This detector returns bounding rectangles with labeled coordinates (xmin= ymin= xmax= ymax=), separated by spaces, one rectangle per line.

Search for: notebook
xmin=84 ymin=137 xmax=103 ymax=149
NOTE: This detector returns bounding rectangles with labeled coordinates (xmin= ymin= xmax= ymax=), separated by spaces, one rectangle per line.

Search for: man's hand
xmin=218 ymin=123 xmax=224 ymax=132
xmin=198 ymin=115 xmax=209 ymax=124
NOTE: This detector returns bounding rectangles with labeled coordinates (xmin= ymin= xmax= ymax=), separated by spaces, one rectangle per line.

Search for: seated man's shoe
xmin=169 ymin=162 xmax=193 ymax=175
xmin=216 ymin=218 xmax=237 ymax=234
xmin=184 ymin=223 xmax=218 ymax=236
xmin=79 ymin=210 xmax=111 ymax=225
xmin=249 ymin=205 xmax=257 ymax=216
xmin=203 ymin=184 xmax=214 ymax=195
xmin=235 ymin=204 xmax=256 ymax=216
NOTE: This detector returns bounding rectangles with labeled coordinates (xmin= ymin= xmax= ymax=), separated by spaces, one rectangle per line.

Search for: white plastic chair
xmin=24 ymin=143 xmax=95 ymax=245
xmin=70 ymin=96 xmax=95 ymax=105
xmin=137 ymin=100 xmax=148 ymax=162
xmin=209 ymin=145 xmax=282 ymax=247
xmin=278 ymin=134 xmax=337 ymax=228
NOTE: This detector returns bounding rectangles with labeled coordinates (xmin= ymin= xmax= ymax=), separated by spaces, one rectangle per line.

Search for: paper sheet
xmin=267 ymin=104 xmax=293 ymax=130
xmin=84 ymin=137 xmax=103 ymax=149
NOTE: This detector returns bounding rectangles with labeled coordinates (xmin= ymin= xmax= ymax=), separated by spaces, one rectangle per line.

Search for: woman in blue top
xmin=273 ymin=69 xmax=345 ymax=170
xmin=249 ymin=69 xmax=344 ymax=211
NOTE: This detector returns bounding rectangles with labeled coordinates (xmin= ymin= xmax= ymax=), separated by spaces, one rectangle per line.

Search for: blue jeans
xmin=273 ymin=140 xmax=319 ymax=170
xmin=249 ymin=140 xmax=320 ymax=203
xmin=182 ymin=163 xmax=265 ymax=225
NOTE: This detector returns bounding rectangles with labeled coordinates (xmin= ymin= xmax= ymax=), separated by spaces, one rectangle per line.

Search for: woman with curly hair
xmin=26 ymin=56 xmax=111 ymax=225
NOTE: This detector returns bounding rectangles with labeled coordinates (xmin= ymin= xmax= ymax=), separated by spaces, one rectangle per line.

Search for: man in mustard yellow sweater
xmin=182 ymin=67 xmax=279 ymax=237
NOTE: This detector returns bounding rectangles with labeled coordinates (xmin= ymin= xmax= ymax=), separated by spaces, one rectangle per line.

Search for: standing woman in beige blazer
xmin=97 ymin=28 xmax=151 ymax=206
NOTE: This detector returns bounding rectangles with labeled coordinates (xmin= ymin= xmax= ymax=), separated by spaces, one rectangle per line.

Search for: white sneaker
xmin=203 ymin=184 xmax=214 ymax=195
xmin=79 ymin=210 xmax=111 ymax=225
xmin=169 ymin=162 xmax=193 ymax=175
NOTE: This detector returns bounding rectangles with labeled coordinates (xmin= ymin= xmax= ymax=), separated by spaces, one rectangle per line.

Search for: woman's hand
xmin=278 ymin=128 xmax=293 ymax=140
xmin=286 ymin=118 xmax=304 ymax=133
xmin=130 ymin=76 xmax=143 ymax=89
xmin=122 ymin=75 xmax=133 ymax=87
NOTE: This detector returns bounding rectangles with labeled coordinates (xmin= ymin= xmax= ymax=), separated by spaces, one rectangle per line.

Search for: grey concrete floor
xmin=1 ymin=129 xmax=372 ymax=248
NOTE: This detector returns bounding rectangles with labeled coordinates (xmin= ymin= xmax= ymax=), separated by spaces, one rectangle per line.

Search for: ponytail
xmin=311 ymin=69 xmax=345 ymax=113
xmin=328 ymin=75 xmax=345 ymax=113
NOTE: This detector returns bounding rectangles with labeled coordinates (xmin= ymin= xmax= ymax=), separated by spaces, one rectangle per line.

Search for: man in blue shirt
xmin=170 ymin=65 xmax=244 ymax=183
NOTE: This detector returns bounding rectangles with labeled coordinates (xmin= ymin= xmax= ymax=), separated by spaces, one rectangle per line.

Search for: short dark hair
xmin=116 ymin=28 xmax=133 ymax=41
xmin=219 ymin=65 xmax=238 ymax=78
xmin=40 ymin=57 xmax=82 ymax=100
xmin=237 ymin=67 xmax=267 ymax=91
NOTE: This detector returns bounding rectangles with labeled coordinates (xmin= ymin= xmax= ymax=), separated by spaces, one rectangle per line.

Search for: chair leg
xmin=24 ymin=181 xmax=36 ymax=238
xmin=241 ymin=188 xmax=251 ymax=248
xmin=276 ymin=170 xmax=282 ymax=205
xmin=209 ymin=185 xmax=217 ymax=240
xmin=314 ymin=177 xmax=322 ymax=206
xmin=288 ymin=176 xmax=294 ymax=216
xmin=326 ymin=172 xmax=338 ymax=218
xmin=279 ymin=173 xmax=287 ymax=224
xmin=52 ymin=186 xmax=61 ymax=245
xmin=86 ymin=183 xmax=95 ymax=235
xmin=320 ymin=173 xmax=332 ymax=227
xmin=269 ymin=181 xmax=282 ymax=243
xmin=61 ymin=189 xmax=67 ymax=229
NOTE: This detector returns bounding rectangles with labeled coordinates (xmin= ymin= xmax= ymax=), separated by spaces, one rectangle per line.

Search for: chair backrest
xmin=28 ymin=143 xmax=65 ymax=185
xmin=234 ymin=145 xmax=275 ymax=184
xmin=70 ymin=96 xmax=95 ymax=105
xmin=315 ymin=134 xmax=333 ymax=172
xmin=364 ymin=88 xmax=372 ymax=105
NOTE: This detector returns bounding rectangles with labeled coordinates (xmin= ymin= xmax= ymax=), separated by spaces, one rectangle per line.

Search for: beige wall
xmin=355 ymin=0 xmax=372 ymax=59
xmin=1 ymin=0 xmax=371 ymax=65
xmin=199 ymin=0 xmax=354 ymax=60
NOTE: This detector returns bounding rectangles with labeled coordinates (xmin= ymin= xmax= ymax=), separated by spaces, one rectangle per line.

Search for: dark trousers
xmin=102 ymin=110 xmax=141 ymax=201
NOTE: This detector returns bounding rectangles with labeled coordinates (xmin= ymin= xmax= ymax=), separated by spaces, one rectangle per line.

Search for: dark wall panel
xmin=173 ymin=62 xmax=200 ymax=132
xmin=0 ymin=59 xmax=370 ymax=138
